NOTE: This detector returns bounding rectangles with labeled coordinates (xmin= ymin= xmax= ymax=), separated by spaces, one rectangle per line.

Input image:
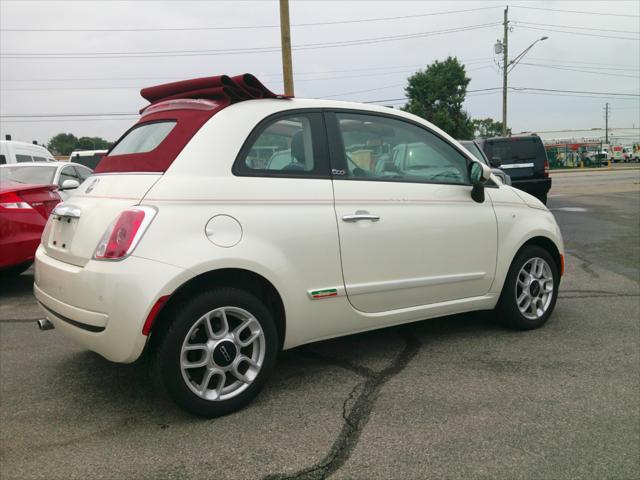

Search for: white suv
xmin=34 ymin=74 xmax=564 ymax=417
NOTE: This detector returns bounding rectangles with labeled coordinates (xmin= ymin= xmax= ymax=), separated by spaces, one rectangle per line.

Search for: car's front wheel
xmin=154 ymin=288 xmax=278 ymax=417
xmin=497 ymin=245 xmax=559 ymax=330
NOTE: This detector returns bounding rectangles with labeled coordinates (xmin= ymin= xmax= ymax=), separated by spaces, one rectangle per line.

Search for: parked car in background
xmin=0 ymin=162 xmax=92 ymax=200
xmin=458 ymin=140 xmax=512 ymax=186
xmin=34 ymin=73 xmax=564 ymax=418
xmin=477 ymin=135 xmax=551 ymax=204
xmin=0 ymin=140 xmax=55 ymax=164
xmin=68 ymin=150 xmax=109 ymax=170
xmin=0 ymin=181 xmax=61 ymax=277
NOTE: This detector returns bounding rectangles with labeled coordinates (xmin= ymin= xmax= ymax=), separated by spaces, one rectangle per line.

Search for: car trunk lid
xmin=41 ymin=174 xmax=161 ymax=267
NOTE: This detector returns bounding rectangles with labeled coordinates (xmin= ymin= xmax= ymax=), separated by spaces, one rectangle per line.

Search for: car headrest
xmin=291 ymin=130 xmax=305 ymax=164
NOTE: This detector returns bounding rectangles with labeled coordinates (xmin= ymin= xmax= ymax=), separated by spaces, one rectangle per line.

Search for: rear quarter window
xmin=109 ymin=121 xmax=176 ymax=156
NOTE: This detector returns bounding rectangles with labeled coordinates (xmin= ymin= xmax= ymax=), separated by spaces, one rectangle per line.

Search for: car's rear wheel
xmin=155 ymin=288 xmax=278 ymax=417
xmin=496 ymin=245 xmax=559 ymax=330
xmin=537 ymin=192 xmax=548 ymax=204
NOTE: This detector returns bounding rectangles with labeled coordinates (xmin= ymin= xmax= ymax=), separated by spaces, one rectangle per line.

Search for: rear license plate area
xmin=48 ymin=215 xmax=78 ymax=251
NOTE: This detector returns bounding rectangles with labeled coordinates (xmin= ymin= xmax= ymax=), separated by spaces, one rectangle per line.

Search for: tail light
xmin=543 ymin=159 xmax=550 ymax=177
xmin=93 ymin=206 xmax=156 ymax=260
xmin=0 ymin=191 xmax=33 ymax=210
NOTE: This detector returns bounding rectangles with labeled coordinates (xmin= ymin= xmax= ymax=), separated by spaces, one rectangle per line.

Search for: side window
xmin=0 ymin=155 xmax=6 ymax=165
xmin=334 ymin=113 xmax=469 ymax=185
xmin=234 ymin=112 xmax=328 ymax=177
xmin=58 ymin=166 xmax=80 ymax=186
xmin=74 ymin=166 xmax=92 ymax=181
xmin=15 ymin=154 xmax=33 ymax=163
xmin=33 ymin=156 xmax=46 ymax=162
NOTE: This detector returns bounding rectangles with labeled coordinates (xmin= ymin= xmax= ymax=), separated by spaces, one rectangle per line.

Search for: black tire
xmin=154 ymin=287 xmax=279 ymax=417
xmin=537 ymin=192 xmax=548 ymax=205
xmin=496 ymin=245 xmax=559 ymax=330
xmin=0 ymin=261 xmax=32 ymax=279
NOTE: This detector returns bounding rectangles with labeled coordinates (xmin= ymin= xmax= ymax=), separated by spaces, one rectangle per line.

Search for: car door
xmin=326 ymin=111 xmax=498 ymax=314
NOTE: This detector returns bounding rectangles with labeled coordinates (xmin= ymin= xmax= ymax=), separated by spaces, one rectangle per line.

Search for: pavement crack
xmin=263 ymin=329 xmax=421 ymax=480
xmin=341 ymin=382 xmax=363 ymax=428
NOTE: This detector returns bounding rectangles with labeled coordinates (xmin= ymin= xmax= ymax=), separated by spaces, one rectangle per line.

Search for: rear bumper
xmin=511 ymin=177 xmax=552 ymax=197
xmin=34 ymin=246 xmax=191 ymax=363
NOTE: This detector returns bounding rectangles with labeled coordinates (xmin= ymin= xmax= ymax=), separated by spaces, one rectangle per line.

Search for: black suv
xmin=476 ymin=135 xmax=551 ymax=204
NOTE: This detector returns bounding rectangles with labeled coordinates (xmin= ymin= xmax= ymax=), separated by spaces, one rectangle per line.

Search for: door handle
xmin=342 ymin=210 xmax=380 ymax=222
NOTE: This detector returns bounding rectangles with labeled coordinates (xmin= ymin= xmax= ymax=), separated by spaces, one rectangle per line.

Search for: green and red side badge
xmin=309 ymin=288 xmax=338 ymax=300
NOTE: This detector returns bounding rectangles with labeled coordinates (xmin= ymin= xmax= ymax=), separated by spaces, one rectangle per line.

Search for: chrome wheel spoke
xmin=233 ymin=317 xmax=261 ymax=347
xmin=204 ymin=310 xmax=229 ymax=340
xmin=181 ymin=344 xmax=208 ymax=369
xmin=198 ymin=368 xmax=225 ymax=398
xmin=231 ymin=355 xmax=259 ymax=384
xmin=517 ymin=291 xmax=528 ymax=306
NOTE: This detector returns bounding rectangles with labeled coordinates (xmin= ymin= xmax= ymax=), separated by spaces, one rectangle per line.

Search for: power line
xmin=320 ymin=67 xmax=499 ymax=99
xmin=512 ymin=5 xmax=640 ymax=18
xmin=0 ymin=22 xmax=500 ymax=59
xmin=364 ymin=88 xmax=640 ymax=104
xmin=0 ymin=113 xmax=136 ymax=118
xmin=518 ymin=62 xmax=640 ymax=78
xmin=0 ymin=6 xmax=499 ymax=32
xmin=515 ymin=21 xmax=639 ymax=35
xmin=0 ymin=59 xmax=494 ymax=83
xmin=509 ymin=87 xmax=640 ymax=97
xmin=516 ymin=25 xmax=640 ymax=41
xmin=526 ymin=57 xmax=639 ymax=69
xmin=1 ymin=65 xmax=501 ymax=93
xmin=1 ymin=117 xmax=138 ymax=123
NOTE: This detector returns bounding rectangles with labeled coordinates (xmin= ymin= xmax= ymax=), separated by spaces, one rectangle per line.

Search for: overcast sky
xmin=1 ymin=0 xmax=638 ymax=145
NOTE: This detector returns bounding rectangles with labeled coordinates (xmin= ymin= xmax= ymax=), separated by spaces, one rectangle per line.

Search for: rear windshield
xmin=71 ymin=153 xmax=105 ymax=170
xmin=484 ymin=138 xmax=546 ymax=163
xmin=1 ymin=165 xmax=56 ymax=184
xmin=109 ymin=121 xmax=176 ymax=156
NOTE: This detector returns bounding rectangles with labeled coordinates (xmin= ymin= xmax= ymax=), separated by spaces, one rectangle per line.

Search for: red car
xmin=0 ymin=181 xmax=61 ymax=277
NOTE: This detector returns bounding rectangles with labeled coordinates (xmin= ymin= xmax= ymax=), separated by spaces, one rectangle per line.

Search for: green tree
xmin=77 ymin=136 xmax=111 ymax=150
xmin=47 ymin=133 xmax=78 ymax=156
xmin=473 ymin=118 xmax=511 ymax=138
xmin=403 ymin=57 xmax=474 ymax=139
xmin=47 ymin=133 xmax=111 ymax=155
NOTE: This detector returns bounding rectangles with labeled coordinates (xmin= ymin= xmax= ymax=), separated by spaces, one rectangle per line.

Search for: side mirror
xmin=60 ymin=179 xmax=80 ymax=190
xmin=490 ymin=156 xmax=502 ymax=168
xmin=469 ymin=162 xmax=492 ymax=203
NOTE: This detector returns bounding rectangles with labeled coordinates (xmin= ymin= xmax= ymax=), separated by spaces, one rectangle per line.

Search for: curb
xmin=551 ymin=166 xmax=640 ymax=174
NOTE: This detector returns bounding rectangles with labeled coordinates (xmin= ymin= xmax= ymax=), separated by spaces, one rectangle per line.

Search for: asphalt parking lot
xmin=1 ymin=168 xmax=639 ymax=480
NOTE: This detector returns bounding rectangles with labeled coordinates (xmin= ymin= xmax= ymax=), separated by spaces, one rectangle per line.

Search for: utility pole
xmin=502 ymin=6 xmax=509 ymax=136
xmin=604 ymin=103 xmax=610 ymax=144
xmin=279 ymin=0 xmax=294 ymax=96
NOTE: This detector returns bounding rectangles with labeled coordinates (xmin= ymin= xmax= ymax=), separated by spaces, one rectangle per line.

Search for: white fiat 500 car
xmin=34 ymin=74 xmax=564 ymax=417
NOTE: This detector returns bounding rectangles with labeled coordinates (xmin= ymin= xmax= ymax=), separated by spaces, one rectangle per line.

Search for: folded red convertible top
xmin=95 ymin=74 xmax=288 ymax=174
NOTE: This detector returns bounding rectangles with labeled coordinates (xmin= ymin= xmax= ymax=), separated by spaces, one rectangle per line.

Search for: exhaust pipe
xmin=37 ymin=318 xmax=55 ymax=331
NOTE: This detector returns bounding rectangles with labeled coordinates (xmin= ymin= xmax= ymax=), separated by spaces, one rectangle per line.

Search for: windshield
xmin=0 ymin=165 xmax=57 ymax=184
xmin=109 ymin=121 xmax=176 ymax=156
xmin=459 ymin=141 xmax=487 ymax=165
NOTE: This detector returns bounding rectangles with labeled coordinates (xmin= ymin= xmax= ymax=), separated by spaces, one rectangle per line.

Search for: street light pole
xmin=498 ymin=29 xmax=548 ymax=136
xmin=502 ymin=6 xmax=509 ymax=136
